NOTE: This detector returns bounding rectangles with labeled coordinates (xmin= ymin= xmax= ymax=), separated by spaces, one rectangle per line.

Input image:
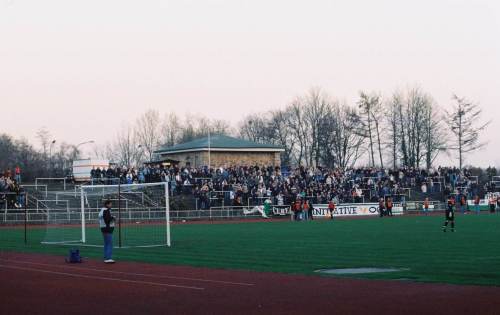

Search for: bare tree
xmin=178 ymin=115 xmax=197 ymax=143
xmin=397 ymin=88 xmax=427 ymax=168
xmin=172 ymin=114 xmax=232 ymax=144
xmin=304 ymin=88 xmax=330 ymax=167
xmin=268 ymin=110 xmax=296 ymax=166
xmin=357 ymin=92 xmax=384 ymax=167
xmin=193 ymin=116 xmax=212 ymax=137
xmin=160 ymin=112 xmax=181 ymax=147
xmin=389 ymin=87 xmax=445 ymax=169
xmin=92 ymin=143 xmax=108 ymax=160
xmin=239 ymin=114 xmax=269 ymax=143
xmin=110 ymin=123 xmax=143 ymax=167
xmin=240 ymin=111 xmax=296 ymax=165
xmin=289 ymin=100 xmax=311 ymax=166
xmin=319 ymin=103 xmax=365 ymax=169
xmin=52 ymin=142 xmax=79 ymax=175
xmin=372 ymin=97 xmax=384 ymax=168
xmin=446 ymin=94 xmax=490 ymax=169
xmin=423 ymin=101 xmax=448 ymax=171
xmin=36 ymin=127 xmax=52 ymax=157
xmin=387 ymin=94 xmax=401 ymax=169
xmin=210 ymin=119 xmax=232 ymax=136
xmin=135 ymin=109 xmax=162 ymax=161
xmin=0 ymin=133 xmax=60 ymax=180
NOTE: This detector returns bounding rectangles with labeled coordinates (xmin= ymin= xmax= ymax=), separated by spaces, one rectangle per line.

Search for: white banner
xmin=244 ymin=205 xmax=291 ymax=218
xmin=311 ymin=203 xmax=403 ymax=218
xmin=272 ymin=205 xmax=291 ymax=216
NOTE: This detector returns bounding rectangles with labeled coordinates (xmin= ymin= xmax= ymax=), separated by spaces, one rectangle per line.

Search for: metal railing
xmin=35 ymin=178 xmax=67 ymax=191
xmin=36 ymin=199 xmax=70 ymax=214
xmin=404 ymin=201 xmax=445 ymax=213
xmin=0 ymin=192 xmax=27 ymax=223
xmin=1 ymin=198 xmax=460 ymax=225
xmin=490 ymin=176 xmax=500 ymax=189
xmin=90 ymin=177 xmax=122 ymax=186
xmin=20 ymin=184 xmax=48 ymax=198
xmin=468 ymin=176 xmax=479 ymax=184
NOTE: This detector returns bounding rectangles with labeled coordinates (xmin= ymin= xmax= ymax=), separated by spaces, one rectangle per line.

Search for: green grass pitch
xmin=1 ymin=215 xmax=500 ymax=286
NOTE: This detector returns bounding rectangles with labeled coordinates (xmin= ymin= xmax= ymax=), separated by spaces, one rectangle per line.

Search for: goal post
xmin=43 ymin=182 xmax=170 ymax=248
xmin=81 ymin=185 xmax=86 ymax=243
xmin=165 ymin=181 xmax=171 ymax=247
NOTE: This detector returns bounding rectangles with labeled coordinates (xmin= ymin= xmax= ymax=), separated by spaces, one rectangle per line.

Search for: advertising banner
xmin=272 ymin=205 xmax=292 ymax=216
xmin=311 ymin=203 xmax=403 ymax=218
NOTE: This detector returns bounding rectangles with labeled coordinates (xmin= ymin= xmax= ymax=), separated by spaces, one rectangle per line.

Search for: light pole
xmin=137 ymin=144 xmax=143 ymax=167
xmin=49 ymin=140 xmax=56 ymax=176
xmin=207 ymin=129 xmax=211 ymax=169
xmin=75 ymin=140 xmax=95 ymax=159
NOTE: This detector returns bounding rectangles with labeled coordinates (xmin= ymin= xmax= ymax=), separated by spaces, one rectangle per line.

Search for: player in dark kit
xmin=443 ymin=195 xmax=456 ymax=232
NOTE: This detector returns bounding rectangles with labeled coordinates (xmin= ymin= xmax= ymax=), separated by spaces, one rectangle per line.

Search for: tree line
xmin=105 ymin=86 xmax=489 ymax=170
xmin=0 ymin=86 xmax=490 ymax=181
xmin=0 ymin=127 xmax=82 ymax=180
xmin=96 ymin=112 xmax=233 ymax=167
xmin=239 ymin=87 xmax=489 ymax=170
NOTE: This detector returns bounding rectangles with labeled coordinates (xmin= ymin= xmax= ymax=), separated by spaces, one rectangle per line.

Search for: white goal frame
xmin=80 ymin=182 xmax=171 ymax=247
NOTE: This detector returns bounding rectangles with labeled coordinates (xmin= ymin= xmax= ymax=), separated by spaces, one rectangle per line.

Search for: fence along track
xmin=2 ymin=206 xmax=262 ymax=224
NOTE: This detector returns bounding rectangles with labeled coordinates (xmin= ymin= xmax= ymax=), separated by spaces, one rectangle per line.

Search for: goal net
xmin=42 ymin=182 xmax=170 ymax=248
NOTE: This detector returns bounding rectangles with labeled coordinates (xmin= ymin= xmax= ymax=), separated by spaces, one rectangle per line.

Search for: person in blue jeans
xmin=423 ymin=198 xmax=430 ymax=215
xmin=98 ymin=200 xmax=116 ymax=264
xmin=303 ymin=200 xmax=309 ymax=220
xmin=473 ymin=195 xmax=481 ymax=215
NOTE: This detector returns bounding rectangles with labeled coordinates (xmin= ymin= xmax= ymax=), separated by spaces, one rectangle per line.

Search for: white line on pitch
xmin=0 ymin=264 xmax=204 ymax=291
xmin=0 ymin=258 xmax=255 ymax=287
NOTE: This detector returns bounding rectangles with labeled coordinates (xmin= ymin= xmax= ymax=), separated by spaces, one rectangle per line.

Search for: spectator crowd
xmin=0 ymin=166 xmax=24 ymax=209
xmin=0 ymin=162 xmax=488 ymax=212
xmin=89 ymin=164 xmax=483 ymax=209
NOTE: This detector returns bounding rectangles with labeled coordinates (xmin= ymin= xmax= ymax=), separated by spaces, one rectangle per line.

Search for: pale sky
xmin=1 ymin=0 xmax=499 ymax=166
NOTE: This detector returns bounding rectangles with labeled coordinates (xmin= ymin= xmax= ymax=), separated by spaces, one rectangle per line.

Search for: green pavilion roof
xmin=154 ymin=135 xmax=284 ymax=154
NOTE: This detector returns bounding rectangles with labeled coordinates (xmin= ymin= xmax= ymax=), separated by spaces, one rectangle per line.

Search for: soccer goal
xmin=42 ymin=182 xmax=170 ymax=248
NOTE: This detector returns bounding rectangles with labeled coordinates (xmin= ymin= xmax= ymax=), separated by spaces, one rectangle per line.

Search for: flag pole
xmin=208 ymin=130 xmax=211 ymax=169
